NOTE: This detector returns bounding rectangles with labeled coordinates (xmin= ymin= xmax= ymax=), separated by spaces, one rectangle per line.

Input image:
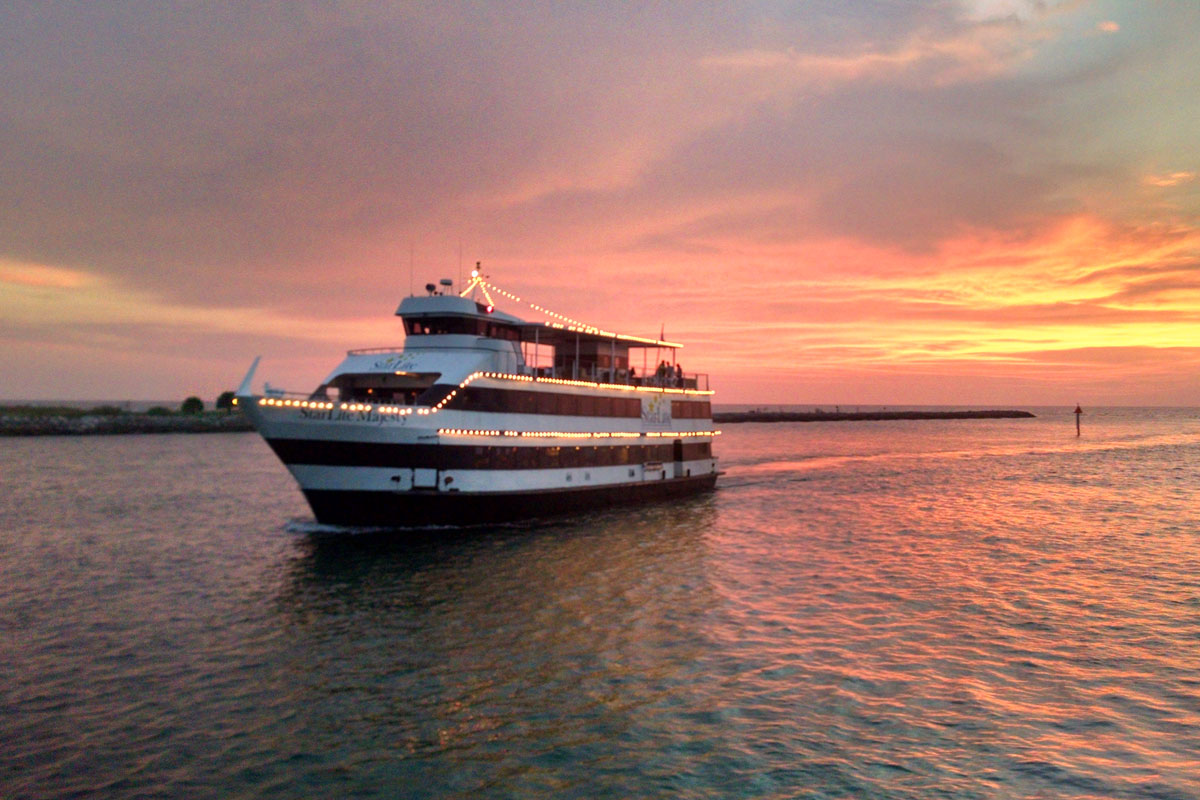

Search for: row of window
xmin=268 ymin=438 xmax=712 ymax=470
xmin=441 ymin=387 xmax=641 ymax=417
xmin=404 ymin=316 xmax=521 ymax=340
xmin=464 ymin=442 xmax=711 ymax=470
xmin=671 ymin=401 xmax=713 ymax=419
xmin=421 ymin=385 xmax=712 ymax=419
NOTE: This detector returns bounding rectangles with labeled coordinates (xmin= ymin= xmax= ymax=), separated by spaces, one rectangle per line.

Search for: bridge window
xmin=404 ymin=316 xmax=521 ymax=340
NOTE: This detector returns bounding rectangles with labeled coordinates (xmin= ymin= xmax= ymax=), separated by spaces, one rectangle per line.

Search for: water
xmin=3 ymin=408 xmax=1200 ymax=798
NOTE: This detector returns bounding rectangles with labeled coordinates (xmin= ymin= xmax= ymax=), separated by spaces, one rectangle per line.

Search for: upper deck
xmin=305 ymin=275 xmax=709 ymax=404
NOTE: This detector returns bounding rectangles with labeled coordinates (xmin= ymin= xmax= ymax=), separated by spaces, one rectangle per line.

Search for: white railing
xmin=531 ymin=365 xmax=709 ymax=391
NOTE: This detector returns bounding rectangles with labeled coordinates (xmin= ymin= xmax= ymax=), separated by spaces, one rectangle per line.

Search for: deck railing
xmin=338 ymin=350 xmax=710 ymax=391
xmin=261 ymin=366 xmax=709 ymax=403
xmin=530 ymin=365 xmax=709 ymax=391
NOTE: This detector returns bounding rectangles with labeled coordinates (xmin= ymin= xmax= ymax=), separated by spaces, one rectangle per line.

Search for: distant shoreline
xmin=1 ymin=408 xmax=1037 ymax=436
xmin=712 ymin=409 xmax=1036 ymax=423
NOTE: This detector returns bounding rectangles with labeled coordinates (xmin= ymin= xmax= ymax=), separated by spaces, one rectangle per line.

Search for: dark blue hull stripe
xmin=301 ymin=473 xmax=719 ymax=526
xmin=267 ymin=438 xmax=712 ymax=470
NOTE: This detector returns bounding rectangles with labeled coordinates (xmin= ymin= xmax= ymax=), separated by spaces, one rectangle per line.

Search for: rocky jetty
xmin=713 ymin=409 xmax=1035 ymax=424
xmin=0 ymin=411 xmax=254 ymax=436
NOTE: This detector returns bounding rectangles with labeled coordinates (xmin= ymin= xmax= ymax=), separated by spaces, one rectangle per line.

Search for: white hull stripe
xmin=288 ymin=459 xmax=719 ymax=493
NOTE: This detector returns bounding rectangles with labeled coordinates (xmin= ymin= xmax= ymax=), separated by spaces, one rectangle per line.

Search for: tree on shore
xmin=215 ymin=391 xmax=236 ymax=413
xmin=181 ymin=396 xmax=204 ymax=414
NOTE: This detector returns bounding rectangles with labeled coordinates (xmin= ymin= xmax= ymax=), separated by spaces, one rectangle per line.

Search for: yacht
xmin=236 ymin=270 xmax=719 ymax=526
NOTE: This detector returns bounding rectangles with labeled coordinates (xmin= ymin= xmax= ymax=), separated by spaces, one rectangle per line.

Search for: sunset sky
xmin=3 ymin=1 xmax=1199 ymax=405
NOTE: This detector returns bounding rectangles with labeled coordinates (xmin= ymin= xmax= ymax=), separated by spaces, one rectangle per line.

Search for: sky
xmin=3 ymin=0 xmax=1199 ymax=405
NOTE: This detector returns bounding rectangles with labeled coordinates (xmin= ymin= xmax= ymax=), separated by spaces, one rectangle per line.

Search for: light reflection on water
xmin=3 ymin=409 xmax=1200 ymax=798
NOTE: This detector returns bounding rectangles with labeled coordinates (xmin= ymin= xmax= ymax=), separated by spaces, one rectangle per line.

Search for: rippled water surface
xmin=4 ymin=408 xmax=1200 ymax=798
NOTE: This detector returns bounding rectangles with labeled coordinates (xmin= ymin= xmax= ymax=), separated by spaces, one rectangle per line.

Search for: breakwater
xmin=713 ymin=409 xmax=1035 ymax=423
xmin=0 ymin=412 xmax=254 ymax=436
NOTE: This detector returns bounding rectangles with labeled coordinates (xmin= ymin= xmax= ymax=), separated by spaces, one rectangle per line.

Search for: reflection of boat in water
xmin=237 ymin=270 xmax=720 ymax=526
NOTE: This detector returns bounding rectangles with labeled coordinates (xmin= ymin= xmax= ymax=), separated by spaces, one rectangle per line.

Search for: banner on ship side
xmin=640 ymin=395 xmax=672 ymax=429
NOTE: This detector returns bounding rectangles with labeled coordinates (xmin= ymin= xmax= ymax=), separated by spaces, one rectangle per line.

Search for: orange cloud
xmin=1144 ymin=171 xmax=1197 ymax=188
xmin=569 ymin=213 xmax=1200 ymax=402
xmin=0 ymin=262 xmax=391 ymax=347
xmin=0 ymin=260 xmax=93 ymax=289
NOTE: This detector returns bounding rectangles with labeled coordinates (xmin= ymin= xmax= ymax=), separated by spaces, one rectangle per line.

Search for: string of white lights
xmin=437 ymin=429 xmax=721 ymax=439
xmin=458 ymin=273 xmax=678 ymax=346
xmin=260 ymin=369 xmax=714 ymax=419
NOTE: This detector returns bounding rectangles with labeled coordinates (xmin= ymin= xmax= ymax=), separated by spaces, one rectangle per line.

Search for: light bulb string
xmin=459 ymin=274 xmax=625 ymax=338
